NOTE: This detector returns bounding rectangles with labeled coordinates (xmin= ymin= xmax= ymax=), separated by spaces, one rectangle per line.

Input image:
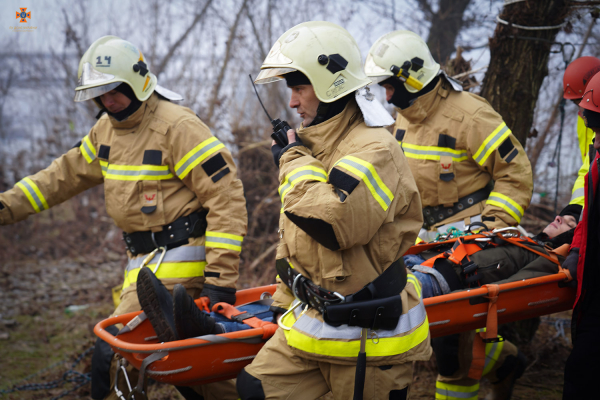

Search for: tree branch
xmin=154 ymin=0 xmax=213 ymax=76
xmin=205 ymin=0 xmax=249 ymax=125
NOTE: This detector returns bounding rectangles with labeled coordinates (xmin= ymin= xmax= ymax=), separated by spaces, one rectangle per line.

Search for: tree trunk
xmin=479 ymin=0 xmax=570 ymax=147
xmin=426 ymin=0 xmax=472 ymax=64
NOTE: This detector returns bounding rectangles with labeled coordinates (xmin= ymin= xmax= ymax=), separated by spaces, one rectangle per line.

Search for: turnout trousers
xmin=238 ymin=328 xmax=412 ymax=400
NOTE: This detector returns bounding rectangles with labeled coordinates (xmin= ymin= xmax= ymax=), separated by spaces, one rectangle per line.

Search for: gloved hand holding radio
xmin=271 ymin=129 xmax=304 ymax=167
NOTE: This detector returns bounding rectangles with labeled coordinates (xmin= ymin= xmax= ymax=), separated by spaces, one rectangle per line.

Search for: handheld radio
xmin=249 ymin=74 xmax=291 ymax=147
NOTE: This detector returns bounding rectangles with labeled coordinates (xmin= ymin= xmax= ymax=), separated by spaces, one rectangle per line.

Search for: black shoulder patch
xmin=98 ymin=145 xmax=111 ymax=160
xmin=395 ymin=129 xmax=406 ymax=141
xmin=205 ymin=271 xmax=221 ymax=278
xmin=330 ymin=168 xmax=359 ymax=196
xmin=72 ymin=140 xmax=82 ymax=149
xmin=95 ymin=109 xmax=106 ymax=120
xmin=143 ymin=150 xmax=162 ymax=165
xmin=211 ymin=167 xmax=230 ymax=183
xmin=202 ymin=153 xmax=227 ymax=176
xmin=438 ymin=134 xmax=456 ymax=149
xmin=0 ymin=202 xmax=4 ymax=210
xmin=505 ymin=148 xmax=518 ymax=164
xmin=498 ymin=138 xmax=515 ymax=159
xmin=284 ymin=211 xmax=340 ymax=251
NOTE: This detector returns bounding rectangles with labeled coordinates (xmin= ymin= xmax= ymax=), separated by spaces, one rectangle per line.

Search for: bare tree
xmin=479 ymin=0 xmax=570 ymax=146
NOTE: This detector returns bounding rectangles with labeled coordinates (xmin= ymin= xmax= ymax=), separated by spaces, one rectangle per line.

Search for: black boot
xmin=173 ymin=284 xmax=224 ymax=339
xmin=136 ymin=268 xmax=179 ymax=342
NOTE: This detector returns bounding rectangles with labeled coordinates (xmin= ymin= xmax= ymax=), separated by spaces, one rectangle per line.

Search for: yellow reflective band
xmin=473 ymin=122 xmax=511 ymax=166
xmin=122 ymin=261 xmax=207 ymax=290
xmin=407 ymin=274 xmax=422 ymax=299
xmin=79 ymin=135 xmax=97 ymax=164
xmin=483 ymin=337 xmax=504 ymax=376
xmin=334 ymin=155 xmax=394 ymax=211
xmin=16 ymin=177 xmax=49 ymax=213
xmin=401 ymin=143 xmax=468 ymax=162
xmin=175 ymin=137 xmax=225 ymax=179
xmin=278 ymin=166 xmax=328 ymax=203
xmin=99 ymin=160 xmax=108 ymax=177
xmin=205 ymin=231 xmax=244 ymax=252
xmin=104 ymin=164 xmax=174 ymax=181
xmin=435 ymin=381 xmax=479 ymax=400
xmin=283 ymin=313 xmax=429 ymax=358
xmin=486 ymin=191 xmax=524 ymax=223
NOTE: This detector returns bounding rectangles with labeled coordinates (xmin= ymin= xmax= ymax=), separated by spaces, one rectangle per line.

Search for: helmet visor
xmin=364 ymin=54 xmax=392 ymax=84
xmin=255 ymin=67 xmax=296 ymax=84
xmin=74 ymin=81 xmax=121 ymax=102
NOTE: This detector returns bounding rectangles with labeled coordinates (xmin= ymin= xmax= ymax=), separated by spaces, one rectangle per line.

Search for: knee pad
xmin=494 ymin=350 xmax=527 ymax=383
xmin=432 ymin=334 xmax=461 ymax=377
xmin=237 ymin=368 xmax=265 ymax=400
xmin=91 ymin=325 xmax=118 ymax=399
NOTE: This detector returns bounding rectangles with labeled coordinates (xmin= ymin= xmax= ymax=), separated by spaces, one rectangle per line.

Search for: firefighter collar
xmin=297 ymin=99 xmax=361 ymax=159
xmin=107 ymin=93 xmax=158 ymax=131
xmin=396 ymin=78 xmax=443 ymax=124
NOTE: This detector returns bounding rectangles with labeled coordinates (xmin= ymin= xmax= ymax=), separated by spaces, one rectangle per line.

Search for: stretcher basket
xmin=95 ymin=255 xmax=576 ymax=387
xmin=94 ymin=285 xmax=278 ymax=387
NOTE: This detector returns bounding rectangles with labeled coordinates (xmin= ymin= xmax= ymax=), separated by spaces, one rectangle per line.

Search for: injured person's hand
xmin=562 ymin=248 xmax=579 ymax=288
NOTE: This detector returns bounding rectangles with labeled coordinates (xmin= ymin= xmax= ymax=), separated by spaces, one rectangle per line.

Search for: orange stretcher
xmin=94 ymin=234 xmax=576 ymax=388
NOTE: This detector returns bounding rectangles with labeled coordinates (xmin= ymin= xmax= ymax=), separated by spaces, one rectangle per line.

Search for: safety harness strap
xmin=213 ymin=302 xmax=277 ymax=339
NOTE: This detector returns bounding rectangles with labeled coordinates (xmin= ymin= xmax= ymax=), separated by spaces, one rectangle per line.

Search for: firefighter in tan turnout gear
xmin=236 ymin=22 xmax=431 ymax=400
xmin=365 ymin=31 xmax=533 ymax=400
xmin=0 ymin=36 xmax=246 ymax=400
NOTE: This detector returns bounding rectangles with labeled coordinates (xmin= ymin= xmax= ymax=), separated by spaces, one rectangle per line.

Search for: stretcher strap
xmin=213 ymin=302 xmax=277 ymax=339
xmin=497 ymin=236 xmax=560 ymax=265
xmin=468 ymin=284 xmax=500 ymax=381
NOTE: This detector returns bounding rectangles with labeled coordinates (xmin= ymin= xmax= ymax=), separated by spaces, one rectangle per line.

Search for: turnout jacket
xmin=394 ymin=78 xmax=533 ymax=229
xmin=0 ymin=94 xmax=247 ymax=293
xmin=274 ymin=99 xmax=431 ymax=366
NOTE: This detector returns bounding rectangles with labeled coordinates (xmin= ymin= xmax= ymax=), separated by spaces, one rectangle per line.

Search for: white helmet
xmin=365 ymin=30 xmax=440 ymax=94
xmin=74 ymin=36 xmax=157 ymax=102
xmin=254 ymin=21 xmax=371 ymax=103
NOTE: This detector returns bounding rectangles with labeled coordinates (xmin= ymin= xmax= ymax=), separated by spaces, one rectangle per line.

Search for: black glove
xmin=269 ymin=305 xmax=288 ymax=322
xmin=200 ymin=284 xmax=236 ymax=309
xmin=562 ymin=248 xmax=579 ymax=288
xmin=271 ymin=137 xmax=304 ymax=168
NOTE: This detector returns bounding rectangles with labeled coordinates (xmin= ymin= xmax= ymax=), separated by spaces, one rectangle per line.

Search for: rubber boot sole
xmin=136 ymin=268 xmax=179 ymax=342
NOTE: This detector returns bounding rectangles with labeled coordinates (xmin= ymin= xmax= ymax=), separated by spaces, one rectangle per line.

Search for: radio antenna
xmin=249 ymin=74 xmax=274 ymax=123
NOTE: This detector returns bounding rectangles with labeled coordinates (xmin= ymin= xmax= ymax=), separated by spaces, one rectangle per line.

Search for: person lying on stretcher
xmin=134 ymin=208 xmax=579 ymax=342
xmin=133 ymin=267 xmax=274 ymax=342
xmin=404 ymin=205 xmax=579 ymax=298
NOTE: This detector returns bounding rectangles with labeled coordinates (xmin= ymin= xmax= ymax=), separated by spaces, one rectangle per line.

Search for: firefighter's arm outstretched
xmin=170 ymin=117 xmax=247 ymax=304
xmin=467 ymin=108 xmax=533 ymax=228
xmin=0 ymin=131 xmax=104 ymax=225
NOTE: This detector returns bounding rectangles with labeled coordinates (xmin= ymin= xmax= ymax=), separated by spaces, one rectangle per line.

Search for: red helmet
xmin=580 ymin=71 xmax=600 ymax=112
xmin=563 ymin=56 xmax=600 ymax=100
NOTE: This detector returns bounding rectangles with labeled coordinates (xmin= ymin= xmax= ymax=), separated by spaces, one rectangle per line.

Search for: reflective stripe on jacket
xmin=280 ymin=275 xmax=430 ymax=366
xmin=569 ymin=113 xmax=594 ymax=207
xmin=394 ymin=77 xmax=533 ymax=229
xmin=272 ymin=99 xmax=430 ymax=365
xmin=0 ymin=94 xmax=247 ymax=290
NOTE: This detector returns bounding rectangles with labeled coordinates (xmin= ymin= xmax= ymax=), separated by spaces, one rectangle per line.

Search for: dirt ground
xmin=0 ymin=257 xmax=573 ymax=399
